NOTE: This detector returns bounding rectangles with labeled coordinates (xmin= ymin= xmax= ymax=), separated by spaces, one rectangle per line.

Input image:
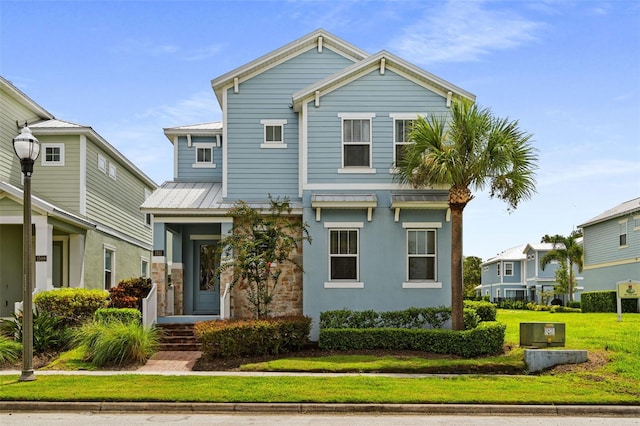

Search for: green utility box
xmin=519 ymin=322 xmax=565 ymax=348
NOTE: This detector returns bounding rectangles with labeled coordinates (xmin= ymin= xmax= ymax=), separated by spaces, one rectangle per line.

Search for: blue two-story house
xmin=579 ymin=197 xmax=640 ymax=291
xmin=141 ymin=29 xmax=475 ymax=338
xmin=480 ymin=242 xmax=584 ymax=304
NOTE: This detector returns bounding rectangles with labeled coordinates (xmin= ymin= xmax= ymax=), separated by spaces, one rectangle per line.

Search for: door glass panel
xmin=199 ymin=244 xmax=217 ymax=291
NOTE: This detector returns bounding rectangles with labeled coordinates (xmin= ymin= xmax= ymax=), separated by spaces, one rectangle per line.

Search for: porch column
xmin=152 ymin=222 xmax=167 ymax=316
xmin=69 ymin=234 xmax=85 ymax=287
xmin=170 ymin=229 xmax=183 ymax=315
xmin=33 ymin=217 xmax=51 ymax=292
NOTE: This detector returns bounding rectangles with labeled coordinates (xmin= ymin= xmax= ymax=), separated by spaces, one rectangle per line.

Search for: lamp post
xmin=13 ymin=124 xmax=40 ymax=382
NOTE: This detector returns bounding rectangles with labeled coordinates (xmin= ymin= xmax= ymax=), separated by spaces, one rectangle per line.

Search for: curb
xmin=1 ymin=402 xmax=639 ymax=417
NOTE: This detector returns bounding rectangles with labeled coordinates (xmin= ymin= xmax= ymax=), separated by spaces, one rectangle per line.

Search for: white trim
xmin=324 ymin=221 xmax=364 ymax=228
xmin=52 ymin=235 xmax=69 ymax=288
xmin=41 ymin=143 xmax=65 ymax=166
xmin=304 ymin=183 xmax=450 ymax=190
xmin=222 ymin=88 xmax=228 ymax=198
xmin=173 ymin=136 xmax=179 ymax=179
xmin=260 ymin=119 xmax=287 ymax=126
xmin=97 ymin=153 xmax=107 ymax=173
xmin=79 ymin=135 xmax=86 ymax=216
xmin=193 ymin=142 xmax=216 ymax=168
xmin=324 ymin=282 xmax=364 ymax=289
xmin=103 ymin=245 xmax=116 ymax=290
xmin=140 ymin=256 xmax=150 ymax=278
xmin=260 ymin=119 xmax=287 ymax=148
xmin=108 ymin=162 xmax=117 ymax=180
xmin=260 ymin=143 xmax=288 ymax=149
xmin=402 ymin=222 xmax=442 ymax=229
xmin=156 ymin=216 xmax=234 ymax=224
xmin=337 ymin=168 xmax=376 ymax=174
xmin=337 ymin=112 xmax=376 ymax=119
xmin=402 ymin=282 xmax=442 ymax=289
xmin=299 ymin=102 xmax=308 ymax=198
xmin=389 ymin=113 xmax=420 ymax=120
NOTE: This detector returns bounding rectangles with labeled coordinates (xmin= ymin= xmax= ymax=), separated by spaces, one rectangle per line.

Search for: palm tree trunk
xmin=450 ymin=205 xmax=465 ymax=330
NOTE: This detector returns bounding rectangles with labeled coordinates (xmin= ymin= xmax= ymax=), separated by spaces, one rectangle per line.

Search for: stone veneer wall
xmin=170 ymin=264 xmax=184 ymax=315
xmin=228 ymin=218 xmax=304 ymax=319
xmin=151 ymin=257 xmax=167 ymax=316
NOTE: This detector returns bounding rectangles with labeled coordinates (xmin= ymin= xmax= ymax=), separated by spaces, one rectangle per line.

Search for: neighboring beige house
xmin=0 ymin=76 xmax=157 ymax=317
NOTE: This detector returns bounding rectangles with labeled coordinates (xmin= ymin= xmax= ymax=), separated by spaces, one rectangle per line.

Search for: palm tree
xmin=397 ymin=100 xmax=538 ymax=330
xmin=540 ymin=231 xmax=584 ymax=303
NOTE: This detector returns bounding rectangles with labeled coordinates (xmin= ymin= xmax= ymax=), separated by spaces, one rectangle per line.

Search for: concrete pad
xmin=524 ymin=349 xmax=588 ymax=372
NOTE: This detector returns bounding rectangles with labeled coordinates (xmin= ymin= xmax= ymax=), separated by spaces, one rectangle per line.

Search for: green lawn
xmin=1 ymin=310 xmax=638 ymax=405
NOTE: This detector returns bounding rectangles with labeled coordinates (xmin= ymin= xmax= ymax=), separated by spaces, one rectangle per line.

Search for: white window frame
xmin=104 ymin=245 xmax=116 ymax=289
xmin=402 ymin=228 xmax=441 ymax=289
xmin=324 ymin=222 xmax=364 ymax=288
xmin=389 ymin=113 xmax=418 ymax=172
xmin=97 ymin=154 xmax=107 ymax=173
xmin=497 ymin=263 xmax=501 ymax=276
xmin=41 ymin=143 xmax=65 ymax=166
xmin=193 ymin=143 xmax=216 ymax=168
xmin=260 ymin=119 xmax=287 ymax=148
xmin=504 ymin=262 xmax=514 ymax=276
xmin=634 ymin=215 xmax=640 ymax=231
xmin=140 ymin=257 xmax=150 ymax=278
xmin=108 ymin=162 xmax=117 ymax=180
xmin=619 ymin=219 xmax=628 ymax=247
xmin=338 ymin=113 xmax=375 ymax=172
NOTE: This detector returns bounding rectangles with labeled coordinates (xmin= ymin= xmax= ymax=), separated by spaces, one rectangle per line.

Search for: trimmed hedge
xmin=94 ymin=308 xmax=142 ymax=324
xmin=195 ymin=315 xmax=311 ymax=359
xmin=582 ymin=291 xmax=639 ymax=313
xmin=319 ymin=321 xmax=506 ymax=357
xmin=463 ymin=300 xmax=496 ymax=321
xmin=33 ymin=288 xmax=109 ymax=326
xmin=320 ymin=307 xmax=452 ymax=330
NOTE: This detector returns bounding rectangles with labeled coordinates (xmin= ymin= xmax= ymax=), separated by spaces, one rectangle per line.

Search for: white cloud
xmin=389 ymin=1 xmax=543 ymax=65
xmin=138 ymin=90 xmax=221 ymax=126
xmin=537 ymin=159 xmax=640 ymax=188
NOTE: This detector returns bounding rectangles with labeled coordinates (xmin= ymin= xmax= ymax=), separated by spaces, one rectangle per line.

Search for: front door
xmin=193 ymin=241 xmax=220 ymax=314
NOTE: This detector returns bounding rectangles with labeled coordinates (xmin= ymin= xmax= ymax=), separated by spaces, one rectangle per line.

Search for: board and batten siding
xmin=175 ymin=136 xmax=222 ymax=182
xmin=306 ymin=69 xmax=450 ymax=185
xmin=85 ymin=140 xmax=152 ymax=246
xmin=583 ymin=217 xmax=639 ymax=266
xmin=225 ymin=47 xmax=356 ymax=201
xmin=29 ymin=134 xmax=81 ymax=213
xmin=0 ymin=87 xmax=42 ymax=184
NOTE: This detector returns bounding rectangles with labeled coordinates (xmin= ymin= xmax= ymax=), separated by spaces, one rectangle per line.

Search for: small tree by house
xmin=540 ymin=230 xmax=583 ymax=303
xmin=216 ymin=196 xmax=311 ymax=319
xmin=463 ymin=256 xmax=483 ymax=298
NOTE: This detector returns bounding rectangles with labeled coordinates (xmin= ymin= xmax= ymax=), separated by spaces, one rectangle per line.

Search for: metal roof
xmin=579 ymin=197 xmax=640 ymax=228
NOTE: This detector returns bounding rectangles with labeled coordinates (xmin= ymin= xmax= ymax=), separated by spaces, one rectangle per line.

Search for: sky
xmin=1 ymin=0 xmax=639 ymax=262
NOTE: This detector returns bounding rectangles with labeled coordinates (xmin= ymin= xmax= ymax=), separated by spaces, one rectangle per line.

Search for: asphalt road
xmin=1 ymin=413 xmax=639 ymax=426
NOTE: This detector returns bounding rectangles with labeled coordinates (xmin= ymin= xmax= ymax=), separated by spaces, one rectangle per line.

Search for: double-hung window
xmin=339 ymin=113 xmax=374 ymax=169
xmin=104 ymin=246 xmax=115 ymax=289
xmin=407 ymin=229 xmax=436 ymax=281
xmin=329 ymin=229 xmax=359 ymax=280
xmin=504 ymin=262 xmax=514 ymax=276
xmin=193 ymin=143 xmax=215 ymax=168
xmin=260 ymin=119 xmax=287 ymax=148
xmin=390 ymin=114 xmax=418 ymax=169
xmin=41 ymin=143 xmax=65 ymax=166
xmin=619 ymin=220 xmax=628 ymax=247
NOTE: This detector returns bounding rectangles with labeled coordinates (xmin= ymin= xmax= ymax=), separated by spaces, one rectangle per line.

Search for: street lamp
xmin=13 ymin=124 xmax=40 ymax=382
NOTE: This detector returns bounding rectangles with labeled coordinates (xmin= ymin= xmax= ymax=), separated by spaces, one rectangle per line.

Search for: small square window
xmin=260 ymin=119 xmax=287 ymax=148
xmin=41 ymin=143 xmax=65 ymax=166
xmin=192 ymin=143 xmax=216 ymax=168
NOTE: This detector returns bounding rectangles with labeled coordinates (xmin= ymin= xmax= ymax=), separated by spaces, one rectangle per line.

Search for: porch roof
xmin=141 ymin=181 xmax=303 ymax=214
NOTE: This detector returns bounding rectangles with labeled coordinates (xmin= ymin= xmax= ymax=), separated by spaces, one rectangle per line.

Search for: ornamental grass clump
xmin=0 ymin=336 xmax=21 ymax=366
xmin=75 ymin=320 xmax=159 ymax=367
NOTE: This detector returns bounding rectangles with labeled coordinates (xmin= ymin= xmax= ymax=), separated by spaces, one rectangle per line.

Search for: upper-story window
xmin=260 ymin=119 xmax=287 ymax=148
xmin=41 ymin=143 xmax=65 ymax=166
xmin=390 ymin=114 xmax=418 ymax=169
xmin=193 ymin=143 xmax=216 ymax=168
xmin=504 ymin=262 xmax=514 ymax=276
xmin=407 ymin=229 xmax=436 ymax=281
xmin=619 ymin=220 xmax=628 ymax=247
xmin=339 ymin=113 xmax=375 ymax=170
xmin=108 ymin=162 xmax=117 ymax=180
xmin=98 ymin=154 xmax=107 ymax=173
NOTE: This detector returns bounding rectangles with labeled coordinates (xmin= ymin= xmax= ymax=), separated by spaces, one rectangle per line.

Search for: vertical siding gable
xmin=225 ymin=47 xmax=357 ymax=200
xmin=306 ymin=69 xmax=449 ymax=184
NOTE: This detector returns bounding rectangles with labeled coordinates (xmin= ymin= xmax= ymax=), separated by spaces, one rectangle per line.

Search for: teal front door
xmin=193 ymin=241 xmax=220 ymax=314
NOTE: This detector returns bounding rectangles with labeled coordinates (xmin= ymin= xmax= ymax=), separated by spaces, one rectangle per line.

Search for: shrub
xmin=94 ymin=308 xmax=142 ymax=324
xmin=196 ymin=315 xmax=311 ymax=359
xmin=34 ymin=288 xmax=109 ymax=326
xmin=318 ymin=322 xmax=506 ymax=358
xmin=108 ymin=277 xmax=152 ymax=309
xmin=550 ymin=305 xmax=582 ymax=313
xmin=320 ymin=307 xmax=452 ymax=330
xmin=0 ymin=337 xmax=21 ymax=366
xmin=463 ymin=300 xmax=497 ymax=321
xmin=463 ymin=307 xmax=480 ymax=330
xmin=75 ymin=320 xmax=159 ymax=367
xmin=0 ymin=311 xmax=72 ymax=354
xmin=567 ymin=301 xmax=581 ymax=309
xmin=582 ymin=291 xmax=638 ymax=313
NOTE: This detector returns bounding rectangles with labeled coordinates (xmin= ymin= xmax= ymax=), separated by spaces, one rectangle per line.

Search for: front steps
xmin=156 ymin=323 xmax=201 ymax=351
